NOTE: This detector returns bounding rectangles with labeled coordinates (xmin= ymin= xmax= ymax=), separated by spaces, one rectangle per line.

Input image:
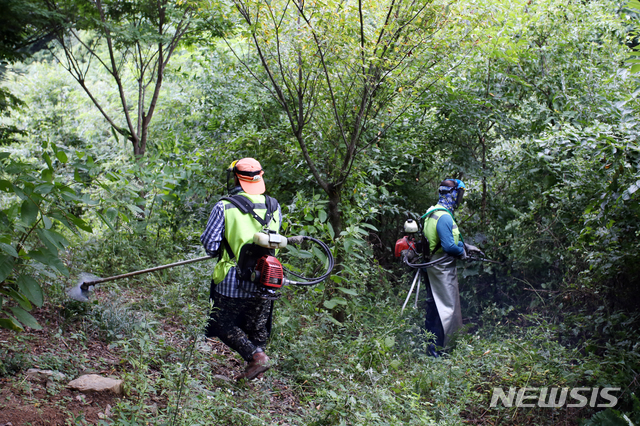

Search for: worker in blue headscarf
xmin=422 ymin=178 xmax=482 ymax=356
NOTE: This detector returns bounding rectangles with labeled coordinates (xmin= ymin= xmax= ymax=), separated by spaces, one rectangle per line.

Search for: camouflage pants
xmin=205 ymin=284 xmax=273 ymax=362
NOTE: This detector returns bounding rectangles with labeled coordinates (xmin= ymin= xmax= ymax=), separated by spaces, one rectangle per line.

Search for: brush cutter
xmin=68 ymin=256 xmax=214 ymax=302
xmin=68 ymin=233 xmax=334 ymax=302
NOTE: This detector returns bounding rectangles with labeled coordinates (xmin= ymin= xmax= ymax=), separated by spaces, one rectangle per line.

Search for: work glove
xmin=457 ymin=241 xmax=469 ymax=260
xmin=401 ymin=249 xmax=417 ymax=262
xmin=464 ymin=243 xmax=485 ymax=258
xmin=287 ymin=236 xmax=305 ymax=245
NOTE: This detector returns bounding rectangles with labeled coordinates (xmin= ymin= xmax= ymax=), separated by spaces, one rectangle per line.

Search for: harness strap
xmin=219 ymin=194 xmax=278 ymax=260
xmin=422 ymin=207 xmax=453 ymax=257
xmin=420 ymin=207 xmax=453 ymax=220
xmin=221 ymin=194 xmax=276 ymax=227
xmin=220 ymin=238 xmax=234 ymax=261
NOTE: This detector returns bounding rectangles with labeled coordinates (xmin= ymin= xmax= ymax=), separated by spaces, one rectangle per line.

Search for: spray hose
xmin=402 ymin=252 xmax=501 ymax=269
xmin=284 ymin=236 xmax=335 ymax=286
xmin=403 ymin=254 xmax=453 ymax=269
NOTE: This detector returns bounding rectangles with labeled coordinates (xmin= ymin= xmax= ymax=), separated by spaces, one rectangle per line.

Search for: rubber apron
xmin=423 ymin=206 xmax=463 ymax=347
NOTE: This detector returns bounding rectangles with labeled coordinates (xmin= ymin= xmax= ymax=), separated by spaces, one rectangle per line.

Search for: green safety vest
xmin=213 ymin=193 xmax=281 ymax=284
xmin=422 ymin=204 xmax=460 ymax=255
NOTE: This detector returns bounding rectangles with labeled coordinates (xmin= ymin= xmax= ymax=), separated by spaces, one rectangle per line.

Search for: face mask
xmin=438 ymin=187 xmax=458 ymax=211
xmin=438 ymin=179 xmax=466 ymax=210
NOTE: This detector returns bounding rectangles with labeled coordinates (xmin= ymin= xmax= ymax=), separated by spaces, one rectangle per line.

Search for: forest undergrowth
xmin=1 ymin=236 xmax=638 ymax=426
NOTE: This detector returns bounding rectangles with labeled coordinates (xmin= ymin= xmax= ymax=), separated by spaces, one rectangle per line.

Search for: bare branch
xmin=94 ymin=0 xmax=138 ymax=147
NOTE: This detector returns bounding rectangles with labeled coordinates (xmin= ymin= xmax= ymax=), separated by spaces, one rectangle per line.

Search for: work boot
xmin=236 ymin=351 xmax=271 ymax=381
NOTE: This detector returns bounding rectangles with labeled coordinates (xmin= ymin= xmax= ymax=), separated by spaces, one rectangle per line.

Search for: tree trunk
xmin=481 ymin=135 xmax=487 ymax=225
xmin=326 ymin=182 xmax=347 ymax=322
xmin=327 ymin=183 xmax=342 ymax=237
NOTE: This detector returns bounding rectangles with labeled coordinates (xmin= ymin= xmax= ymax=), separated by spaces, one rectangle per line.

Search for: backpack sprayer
xmin=68 ymin=231 xmax=334 ymax=302
xmin=235 ymin=230 xmax=334 ymax=299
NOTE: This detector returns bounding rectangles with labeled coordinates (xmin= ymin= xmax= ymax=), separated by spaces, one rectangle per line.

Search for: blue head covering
xmin=438 ymin=179 xmax=465 ymax=211
xmin=438 ymin=187 xmax=458 ymax=211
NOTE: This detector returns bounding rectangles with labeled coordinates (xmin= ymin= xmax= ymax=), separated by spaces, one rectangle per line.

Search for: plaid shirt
xmin=200 ymin=188 xmax=281 ymax=298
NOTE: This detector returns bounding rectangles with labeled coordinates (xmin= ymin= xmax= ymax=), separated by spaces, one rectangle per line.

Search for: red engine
xmin=253 ymin=255 xmax=284 ymax=288
xmin=394 ymin=236 xmax=417 ymax=258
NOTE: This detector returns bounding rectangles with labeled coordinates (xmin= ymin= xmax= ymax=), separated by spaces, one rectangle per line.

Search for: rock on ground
xmin=67 ymin=374 xmax=124 ymax=396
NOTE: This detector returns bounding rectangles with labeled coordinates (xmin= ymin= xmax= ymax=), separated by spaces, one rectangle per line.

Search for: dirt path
xmin=0 ymin=303 xmax=298 ymax=425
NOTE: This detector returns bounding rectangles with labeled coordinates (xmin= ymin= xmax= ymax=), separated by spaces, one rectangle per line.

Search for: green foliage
xmin=228 ymin=0 xmax=486 ymax=239
xmin=580 ymin=393 xmax=640 ymax=426
xmin=0 ymin=0 xmax=62 ymax=63
xmin=45 ymin=0 xmax=230 ymax=158
xmin=483 ymin=106 xmax=640 ymax=312
xmin=0 ymin=346 xmax=32 ymax=377
xmin=625 ymin=0 xmax=640 ymax=74
xmin=0 ymin=143 xmax=99 ymax=331
xmin=1 ymin=0 xmax=639 ymax=423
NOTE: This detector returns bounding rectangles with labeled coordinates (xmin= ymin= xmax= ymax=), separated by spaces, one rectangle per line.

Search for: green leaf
xmin=8 ymin=307 xmax=41 ymax=330
xmin=326 ymin=222 xmax=335 ymax=240
xmin=463 ymin=265 xmax=480 ymax=278
xmin=359 ymin=222 xmax=379 ymax=232
xmin=312 ymin=246 xmax=327 ymax=263
xmin=355 ymin=226 xmax=369 ymax=236
xmin=384 ymin=336 xmax=395 ymax=349
xmin=0 ymin=180 xmax=13 ymax=192
xmin=41 ymin=168 xmax=53 ymax=183
xmin=28 ymin=248 xmax=69 ymax=276
xmin=329 ymin=275 xmax=345 ymax=284
xmin=323 ymin=299 xmax=339 ymax=309
xmin=13 ymin=185 xmax=26 ymax=200
xmin=336 ymin=287 xmax=358 ymax=296
xmin=161 ymin=193 xmax=179 ymax=202
xmin=36 ymin=228 xmax=69 ymax=251
xmin=0 ymin=317 xmax=23 ymax=332
xmin=97 ymin=212 xmax=115 ymax=232
xmin=287 ymin=245 xmax=314 ymax=259
xmin=56 ymin=150 xmax=68 ymax=163
xmin=36 ymin=229 xmax=59 ymax=254
xmin=42 ymin=215 xmax=53 ymax=230
xmin=42 ymin=152 xmax=53 ymax=170
xmin=68 ymin=214 xmax=93 ymax=232
xmin=0 ymin=255 xmax=15 ymax=282
xmin=323 ymin=297 xmax=347 ymax=310
xmin=17 ymin=275 xmax=43 ymax=307
xmin=318 ymin=210 xmax=327 ymax=223
xmin=126 ymin=204 xmax=144 ymax=216
xmin=35 ymin=183 xmax=54 ymax=194
xmin=0 ymin=243 xmax=19 ymax=258
xmin=0 ymin=152 xmax=10 ymax=160
xmin=106 ymin=207 xmax=118 ymax=222
xmin=59 ymin=189 xmax=81 ymax=202
xmin=48 ymin=212 xmax=71 ymax=229
xmin=8 ymin=289 xmax=31 ymax=311
xmin=21 ymin=199 xmax=39 ymax=226
xmin=628 ymin=0 xmax=640 ymax=9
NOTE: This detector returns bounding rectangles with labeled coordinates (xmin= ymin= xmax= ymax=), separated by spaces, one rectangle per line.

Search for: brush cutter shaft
xmin=404 ymin=254 xmax=501 ymax=268
xmin=466 ymin=256 xmax=502 ymax=264
xmin=80 ymin=256 xmax=213 ymax=289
